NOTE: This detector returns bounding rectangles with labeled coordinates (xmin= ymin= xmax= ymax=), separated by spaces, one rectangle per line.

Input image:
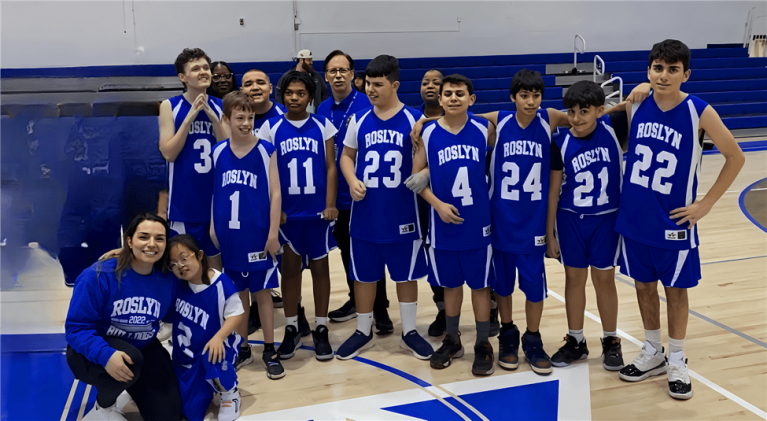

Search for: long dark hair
xmin=168 ymin=234 xmax=212 ymax=285
xmin=103 ymin=213 xmax=170 ymax=281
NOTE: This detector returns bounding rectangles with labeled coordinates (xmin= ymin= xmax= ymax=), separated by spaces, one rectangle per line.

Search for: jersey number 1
xmin=287 ymin=158 xmax=316 ymax=195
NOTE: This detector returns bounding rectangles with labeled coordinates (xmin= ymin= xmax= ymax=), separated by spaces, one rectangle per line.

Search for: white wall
xmin=2 ymin=1 xmax=765 ymax=69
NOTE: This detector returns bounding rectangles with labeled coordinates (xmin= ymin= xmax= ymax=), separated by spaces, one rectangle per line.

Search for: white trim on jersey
xmin=483 ymin=244 xmax=493 ymax=289
xmin=630 ymin=97 xmax=643 ymax=120
xmin=612 ymin=234 xmax=622 ymax=268
xmin=429 ymin=207 xmax=437 ymax=249
xmin=407 ymin=239 xmax=423 ymax=281
xmin=349 ymin=237 xmax=362 ymax=282
xmin=537 ymin=112 xmax=552 ymax=142
xmin=620 ymin=238 xmax=631 ymax=277
xmin=427 ymin=246 xmax=442 ymax=287
xmin=257 ymin=143 xmax=272 ymax=195
xmin=212 ymin=140 xmax=227 ymax=166
xmin=412 ymin=190 xmax=422 ymax=238
xmin=209 ymin=100 xmax=223 ymax=120
xmin=171 ymin=100 xmax=183 ymax=120
xmin=489 ymin=113 xmax=514 ymax=199
xmin=403 ymin=108 xmax=417 ymax=127
xmin=168 ymin=162 xmax=175 ymax=217
xmin=216 ymin=278 xmax=226 ymax=327
xmin=170 ymin=221 xmax=186 ymax=234
xmin=312 ymin=116 xmax=325 ymax=132
xmin=601 ymin=119 xmax=624 ymax=194
xmin=422 ymin=124 xmax=438 ymax=249
xmin=685 ymin=99 xmax=703 ymax=249
xmin=470 ymin=118 xmax=488 ymax=140
xmin=670 ymin=249 xmax=689 ymax=287
xmin=560 ymin=133 xmax=571 ymax=162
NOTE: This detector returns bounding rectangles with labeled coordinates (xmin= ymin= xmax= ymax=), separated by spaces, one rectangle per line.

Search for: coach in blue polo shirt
xmin=317 ymin=50 xmax=391 ymax=331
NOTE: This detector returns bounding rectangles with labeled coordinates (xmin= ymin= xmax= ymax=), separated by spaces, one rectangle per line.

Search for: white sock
xmin=645 ymin=328 xmax=662 ymax=352
xmin=357 ymin=312 xmax=373 ymax=335
xmin=603 ymin=330 xmax=617 ymax=338
xmin=668 ymin=337 xmax=684 ymax=354
xmin=668 ymin=350 xmax=686 ymax=367
xmin=399 ymin=301 xmax=418 ymax=335
xmin=315 ymin=317 xmax=328 ymax=329
xmin=286 ymin=316 xmax=298 ymax=329
xmin=569 ymin=329 xmax=585 ymax=343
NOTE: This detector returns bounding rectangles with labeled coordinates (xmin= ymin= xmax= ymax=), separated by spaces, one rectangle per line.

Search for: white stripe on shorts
xmin=408 ymin=239 xmax=423 ymax=281
xmin=349 ymin=237 xmax=361 ymax=282
xmin=264 ymin=259 xmax=278 ymax=290
xmin=483 ymin=244 xmax=492 ymax=289
xmin=621 ymin=237 xmax=630 ymax=278
xmin=670 ymin=250 xmax=689 ymax=287
xmin=428 ymin=246 xmax=442 ymax=287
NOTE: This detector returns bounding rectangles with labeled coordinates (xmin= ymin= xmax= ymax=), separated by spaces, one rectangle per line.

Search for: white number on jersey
xmin=193 ymin=139 xmax=212 ymax=173
xmin=287 ymin=158 xmax=316 ymax=195
xmin=629 ymin=144 xmax=677 ymax=194
xmin=452 ymin=166 xmax=473 ymax=206
xmin=362 ymin=150 xmax=403 ymax=188
xmin=573 ymin=167 xmax=609 ymax=207
xmin=176 ymin=322 xmax=195 ymax=358
xmin=229 ymin=191 xmax=241 ymax=229
xmin=500 ymin=162 xmax=542 ymax=201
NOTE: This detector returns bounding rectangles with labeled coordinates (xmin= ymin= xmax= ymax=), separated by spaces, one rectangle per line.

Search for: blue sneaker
xmin=336 ymin=330 xmax=374 ymax=360
xmin=400 ymin=330 xmax=434 ymax=360
xmin=521 ymin=331 xmax=552 ymax=375
xmin=498 ymin=326 xmax=520 ymax=370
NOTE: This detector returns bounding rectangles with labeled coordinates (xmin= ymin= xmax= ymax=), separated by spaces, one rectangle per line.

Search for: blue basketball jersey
xmin=258 ymin=115 xmax=337 ymax=220
xmin=489 ymin=110 xmax=551 ymax=253
xmin=423 ymin=116 xmax=491 ymax=251
xmin=616 ymin=93 xmax=708 ymax=250
xmin=554 ymin=115 xmax=623 ymax=215
xmin=167 ymin=95 xmax=223 ymax=222
xmin=172 ymin=271 xmax=242 ymax=368
xmin=252 ymin=103 xmax=286 ymax=138
xmin=318 ymin=90 xmax=372 ymax=211
xmin=344 ymin=105 xmax=423 ymax=243
xmin=212 ymin=139 xmax=275 ymax=272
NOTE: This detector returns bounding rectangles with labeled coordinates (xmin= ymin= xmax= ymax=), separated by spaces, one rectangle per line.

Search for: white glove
xmin=404 ymin=171 xmax=430 ymax=194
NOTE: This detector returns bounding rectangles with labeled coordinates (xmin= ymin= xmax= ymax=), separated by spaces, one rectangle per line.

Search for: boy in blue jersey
xmin=241 ymin=69 xmax=286 ymax=138
xmin=159 ymin=48 xmax=228 ymax=270
xmin=616 ymin=40 xmax=744 ymax=400
xmin=546 ymin=81 xmax=631 ymax=371
xmin=210 ymin=91 xmax=285 ymax=379
xmin=413 ymin=74 xmax=498 ymax=375
xmin=258 ymin=71 xmax=339 ymax=361
xmin=335 ymin=55 xmax=433 ymax=360
xmin=317 ymin=50 xmax=393 ymax=332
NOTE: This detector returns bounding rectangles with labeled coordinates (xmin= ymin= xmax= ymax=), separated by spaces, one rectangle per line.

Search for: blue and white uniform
xmin=616 ymin=93 xmax=707 ymax=288
xmin=173 ymin=271 xmax=244 ymax=421
xmin=252 ymin=102 xmax=286 ymax=138
xmin=553 ymin=114 xmax=624 ymax=270
xmin=489 ymin=110 xmax=551 ymax=302
xmin=422 ymin=116 xmax=493 ymax=290
xmin=259 ymin=115 xmax=339 ymax=260
xmin=343 ymin=105 xmax=428 ymax=282
xmin=65 ymin=259 xmax=176 ymax=367
xmin=166 ymin=94 xmax=223 ymax=256
xmin=318 ymin=90 xmax=372 ymax=211
xmin=212 ymin=138 xmax=279 ymax=292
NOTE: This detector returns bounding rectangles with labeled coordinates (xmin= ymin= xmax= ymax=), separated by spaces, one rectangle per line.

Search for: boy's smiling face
xmin=648 ymin=59 xmax=690 ymax=94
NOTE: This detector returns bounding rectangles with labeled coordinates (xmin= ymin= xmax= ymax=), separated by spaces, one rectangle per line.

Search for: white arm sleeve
xmin=223 ymin=294 xmax=245 ymax=319
xmin=323 ymin=119 xmax=338 ymax=141
xmin=342 ymin=115 xmax=359 ymax=149
xmin=258 ymin=121 xmax=273 ymax=143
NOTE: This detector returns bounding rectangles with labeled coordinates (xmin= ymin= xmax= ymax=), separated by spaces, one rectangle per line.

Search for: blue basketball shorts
xmin=225 ymin=259 xmax=280 ymax=293
xmin=491 ymin=248 xmax=547 ymax=302
xmin=175 ymin=338 xmax=241 ymax=421
xmin=279 ymin=218 xmax=338 ymax=261
xmin=427 ymin=244 xmax=493 ymax=290
xmin=556 ymin=209 xmax=621 ymax=270
xmin=170 ymin=221 xmax=220 ymax=257
xmin=619 ymin=236 xmax=701 ymax=288
xmin=349 ymin=237 xmax=428 ymax=283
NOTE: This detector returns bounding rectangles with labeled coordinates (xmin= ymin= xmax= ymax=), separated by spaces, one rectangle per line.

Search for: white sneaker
xmin=82 ymin=402 xmax=128 ymax=421
xmin=618 ymin=342 xmax=667 ymax=382
xmin=218 ymin=387 xmax=241 ymax=421
xmin=668 ymin=359 xmax=693 ymax=400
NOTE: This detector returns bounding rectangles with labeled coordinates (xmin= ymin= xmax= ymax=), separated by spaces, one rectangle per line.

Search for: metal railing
xmin=593 ymin=55 xmax=604 ymax=82
xmin=743 ymin=7 xmax=766 ymax=48
xmin=574 ymin=34 xmax=586 ymax=69
xmin=601 ymin=76 xmax=623 ymax=103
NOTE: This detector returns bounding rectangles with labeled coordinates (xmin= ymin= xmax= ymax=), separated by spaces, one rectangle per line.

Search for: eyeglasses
xmin=327 ymin=68 xmax=350 ymax=77
xmin=212 ymin=73 xmax=233 ymax=82
xmin=168 ymin=255 xmax=192 ymax=271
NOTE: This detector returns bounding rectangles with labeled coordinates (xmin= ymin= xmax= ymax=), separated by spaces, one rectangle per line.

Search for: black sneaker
xmin=430 ymin=335 xmax=464 ymax=369
xmin=235 ymin=345 xmax=254 ymax=371
xmin=551 ymin=335 xmax=589 ymax=367
xmin=262 ymin=349 xmax=285 ymax=379
xmin=328 ymin=300 xmax=357 ymax=322
xmin=374 ymin=308 xmax=393 ymax=335
xmin=312 ymin=325 xmax=334 ymax=361
xmin=277 ymin=325 xmax=302 ymax=360
xmin=498 ymin=326 xmax=520 ymax=370
xmin=298 ymin=306 xmax=311 ymax=338
xmin=271 ymin=290 xmax=283 ymax=308
xmin=428 ymin=310 xmax=446 ymax=337
xmin=601 ymin=336 xmax=625 ymax=371
xmin=472 ymin=341 xmax=495 ymax=376
xmin=489 ymin=307 xmax=500 ymax=337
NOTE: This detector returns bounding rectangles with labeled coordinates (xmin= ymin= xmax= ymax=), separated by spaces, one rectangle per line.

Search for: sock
xmin=569 ymin=329 xmax=585 ymax=343
xmin=491 ymin=299 xmax=497 ymax=310
xmin=436 ymin=301 xmax=445 ymax=312
xmin=669 ymin=350 xmax=686 ymax=367
xmin=286 ymin=316 xmax=298 ymax=329
xmin=476 ymin=320 xmax=490 ymax=345
xmin=446 ymin=314 xmax=460 ymax=342
xmin=263 ymin=343 xmax=275 ymax=353
xmin=399 ymin=301 xmax=418 ymax=335
xmin=315 ymin=317 xmax=327 ymax=329
xmin=645 ymin=328 xmax=662 ymax=353
xmin=603 ymin=330 xmax=617 ymax=338
xmin=668 ymin=337 xmax=684 ymax=354
xmin=501 ymin=322 xmax=516 ymax=333
xmin=357 ymin=312 xmax=373 ymax=335
xmin=525 ymin=329 xmax=541 ymax=338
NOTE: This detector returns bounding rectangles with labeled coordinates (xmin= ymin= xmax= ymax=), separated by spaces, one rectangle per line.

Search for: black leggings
xmin=334 ymin=209 xmax=389 ymax=311
xmin=66 ymin=337 xmax=182 ymax=421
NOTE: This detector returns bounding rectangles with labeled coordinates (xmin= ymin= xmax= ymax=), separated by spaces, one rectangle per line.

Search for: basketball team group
xmin=64 ymin=38 xmax=745 ymax=420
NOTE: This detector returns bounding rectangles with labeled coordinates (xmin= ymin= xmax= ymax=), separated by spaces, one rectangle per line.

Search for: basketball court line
xmin=613 ymin=273 xmax=767 ymax=349
xmin=546 ymin=287 xmax=767 ymax=420
xmin=60 ymin=379 xmax=79 ymax=421
xmin=739 ymin=177 xmax=767 ymax=233
xmin=700 ymin=255 xmax=766 ymax=266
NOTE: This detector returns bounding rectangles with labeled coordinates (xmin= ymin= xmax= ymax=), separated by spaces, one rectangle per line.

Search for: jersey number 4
xmin=629 ymin=144 xmax=677 ymax=194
